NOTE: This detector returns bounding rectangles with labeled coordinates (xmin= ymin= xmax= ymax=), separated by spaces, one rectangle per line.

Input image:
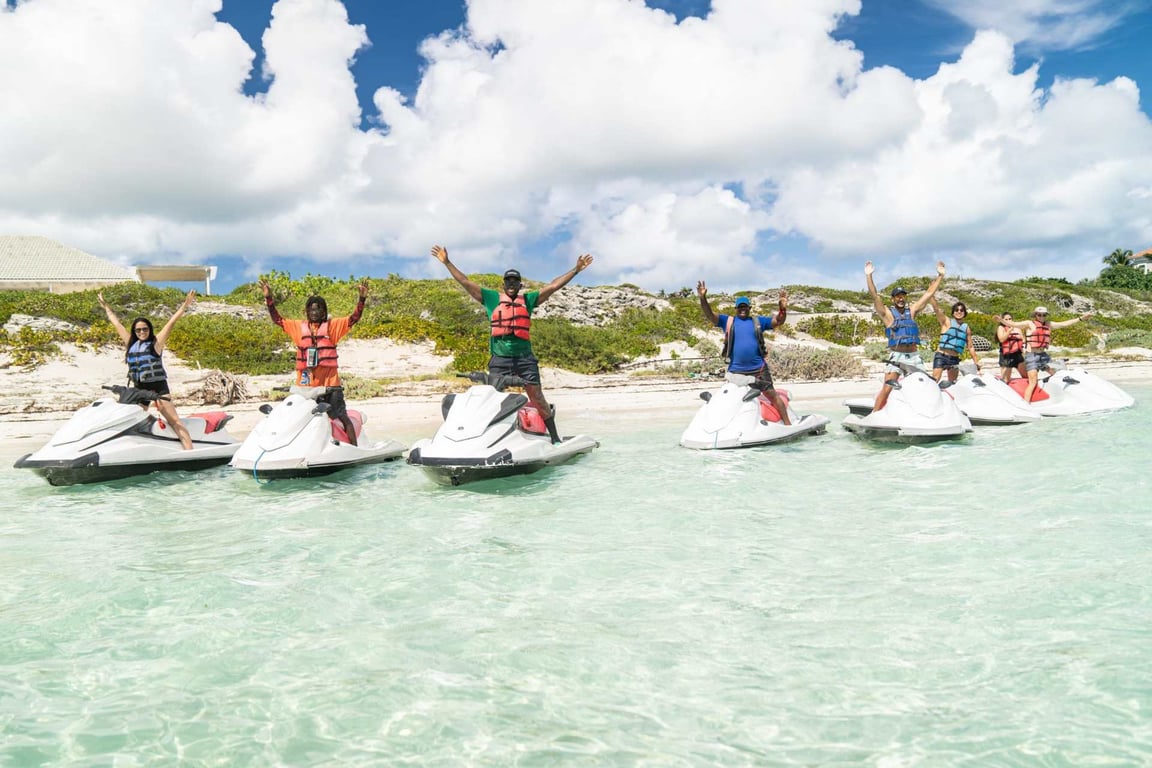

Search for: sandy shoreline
xmin=2 ymin=341 xmax=1149 ymax=458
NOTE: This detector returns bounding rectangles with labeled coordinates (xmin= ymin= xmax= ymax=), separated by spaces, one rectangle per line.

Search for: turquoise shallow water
xmin=2 ymin=384 xmax=1151 ymax=766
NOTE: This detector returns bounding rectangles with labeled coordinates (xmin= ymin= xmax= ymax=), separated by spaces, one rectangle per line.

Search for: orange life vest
xmin=490 ymin=294 xmax=531 ymax=340
xmin=296 ymin=320 xmax=339 ymax=370
xmin=999 ymin=326 xmax=1023 ymax=355
xmin=1027 ymin=321 xmax=1051 ymax=350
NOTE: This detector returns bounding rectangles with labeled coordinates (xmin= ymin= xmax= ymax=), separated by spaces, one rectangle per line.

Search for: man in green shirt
xmin=432 ymin=245 xmax=594 ymax=444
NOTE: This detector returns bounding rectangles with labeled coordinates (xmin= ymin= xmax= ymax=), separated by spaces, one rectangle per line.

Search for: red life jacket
xmin=999 ymin=326 xmax=1023 ymax=355
xmin=296 ymin=320 xmax=339 ymax=370
xmin=491 ymin=294 xmax=531 ymax=340
xmin=1027 ymin=321 xmax=1051 ymax=350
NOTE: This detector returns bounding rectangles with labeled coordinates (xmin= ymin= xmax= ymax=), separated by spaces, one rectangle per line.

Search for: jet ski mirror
xmin=259 ymin=404 xmax=273 ymax=415
xmin=699 ymin=391 xmax=712 ymax=402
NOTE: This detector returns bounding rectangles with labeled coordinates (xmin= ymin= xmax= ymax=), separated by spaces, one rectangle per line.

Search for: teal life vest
xmin=938 ymin=318 xmax=969 ymax=355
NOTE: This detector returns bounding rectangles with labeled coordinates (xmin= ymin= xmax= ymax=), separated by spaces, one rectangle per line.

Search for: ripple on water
xmin=2 ymin=386 xmax=1151 ymax=763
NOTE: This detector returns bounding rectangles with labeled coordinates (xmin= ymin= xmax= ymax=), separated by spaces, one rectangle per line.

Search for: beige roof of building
xmin=0 ymin=235 xmax=137 ymax=282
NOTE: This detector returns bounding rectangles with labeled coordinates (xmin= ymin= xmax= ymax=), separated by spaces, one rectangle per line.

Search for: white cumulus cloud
xmin=0 ymin=0 xmax=1150 ymax=290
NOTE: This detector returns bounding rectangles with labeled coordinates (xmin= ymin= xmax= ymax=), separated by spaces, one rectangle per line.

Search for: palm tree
xmin=1104 ymin=248 xmax=1134 ymax=267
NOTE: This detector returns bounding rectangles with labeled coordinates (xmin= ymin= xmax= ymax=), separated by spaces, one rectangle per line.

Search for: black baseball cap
xmin=890 ymin=286 xmax=908 ymax=297
xmin=503 ymin=269 xmax=522 ymax=281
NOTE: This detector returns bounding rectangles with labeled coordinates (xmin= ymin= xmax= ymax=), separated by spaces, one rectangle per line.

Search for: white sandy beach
xmin=2 ymin=339 xmax=1150 ymax=457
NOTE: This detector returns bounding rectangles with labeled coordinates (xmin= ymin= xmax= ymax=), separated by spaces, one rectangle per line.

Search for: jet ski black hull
xmin=413 ymin=459 xmax=553 ymax=487
xmin=238 ymin=454 xmax=403 ymax=480
xmin=14 ymin=452 xmax=233 ymax=486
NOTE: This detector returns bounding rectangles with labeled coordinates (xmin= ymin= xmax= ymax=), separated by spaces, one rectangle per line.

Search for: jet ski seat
xmin=329 ymin=410 xmax=365 ymax=444
xmin=190 ymin=412 xmax=234 ymax=434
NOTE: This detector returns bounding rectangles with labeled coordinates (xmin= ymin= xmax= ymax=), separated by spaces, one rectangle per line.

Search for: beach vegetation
xmin=1 ymin=270 xmax=1149 ymax=378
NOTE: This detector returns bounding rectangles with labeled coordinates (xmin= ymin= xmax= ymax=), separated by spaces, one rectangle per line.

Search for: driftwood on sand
xmin=186 ymin=370 xmax=249 ymax=405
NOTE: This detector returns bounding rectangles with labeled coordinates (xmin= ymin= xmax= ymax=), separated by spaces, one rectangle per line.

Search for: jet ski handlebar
xmin=456 ymin=372 xmax=528 ymax=391
xmin=102 ymin=385 xmax=163 ymax=405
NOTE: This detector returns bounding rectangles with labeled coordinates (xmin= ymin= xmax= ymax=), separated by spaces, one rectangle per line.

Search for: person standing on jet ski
xmin=865 ymin=260 xmax=946 ymax=411
xmin=695 ymin=283 xmax=792 ymax=426
xmin=995 ymin=306 xmax=1093 ymax=404
xmin=431 ymin=244 xmax=593 ymax=445
xmin=995 ymin=312 xmax=1028 ymax=383
xmin=927 ymin=295 xmax=982 ymax=384
xmin=258 ymin=279 xmax=368 ymax=446
xmin=97 ymin=289 xmax=196 ymax=450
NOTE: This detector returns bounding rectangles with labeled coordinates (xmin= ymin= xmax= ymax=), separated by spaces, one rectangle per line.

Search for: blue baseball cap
xmin=734 ymin=296 xmax=751 ymax=307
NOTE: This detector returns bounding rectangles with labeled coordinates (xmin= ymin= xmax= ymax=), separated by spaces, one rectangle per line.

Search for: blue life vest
xmin=127 ymin=339 xmax=166 ymax=383
xmin=938 ymin=319 xmax=968 ymax=355
xmin=885 ymin=306 xmax=920 ymax=348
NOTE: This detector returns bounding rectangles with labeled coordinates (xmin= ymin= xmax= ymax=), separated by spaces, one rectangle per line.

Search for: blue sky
xmin=2 ymin=0 xmax=1151 ymax=295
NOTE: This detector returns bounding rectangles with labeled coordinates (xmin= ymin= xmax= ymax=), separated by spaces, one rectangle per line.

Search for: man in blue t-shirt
xmin=696 ymin=281 xmax=791 ymax=425
xmin=432 ymin=244 xmax=594 ymax=443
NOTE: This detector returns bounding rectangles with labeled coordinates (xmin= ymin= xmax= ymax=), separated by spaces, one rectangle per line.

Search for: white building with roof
xmin=1130 ymin=248 xmax=1152 ymax=274
xmin=1 ymin=236 xmax=218 ymax=294
xmin=0 ymin=235 xmax=137 ymax=293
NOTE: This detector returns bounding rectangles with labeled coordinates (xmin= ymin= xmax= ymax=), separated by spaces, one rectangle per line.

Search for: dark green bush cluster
xmin=1096 ymin=265 xmax=1152 ymax=293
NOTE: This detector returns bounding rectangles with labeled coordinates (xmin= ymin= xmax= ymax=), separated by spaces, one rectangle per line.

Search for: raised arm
xmin=696 ymin=281 xmax=718 ymax=326
xmin=910 ymin=261 xmax=946 ymax=315
xmin=927 ymin=294 xmax=948 ymax=328
xmin=773 ymin=288 xmax=788 ymax=328
xmin=97 ymin=292 xmax=131 ymax=345
xmin=538 ymin=254 xmax=594 ymax=304
xmin=864 ymin=262 xmax=893 ymax=326
xmin=996 ymin=315 xmax=1031 ymax=331
xmin=154 ymin=290 xmax=195 ymax=352
xmin=347 ymin=280 xmax=369 ymax=327
xmin=259 ymin=279 xmax=287 ymax=328
xmin=431 ymin=245 xmax=483 ymax=303
xmin=1050 ymin=311 xmax=1093 ymax=329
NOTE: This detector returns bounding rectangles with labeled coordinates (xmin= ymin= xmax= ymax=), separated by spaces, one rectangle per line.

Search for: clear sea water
xmin=2 ymin=384 xmax=1150 ymax=766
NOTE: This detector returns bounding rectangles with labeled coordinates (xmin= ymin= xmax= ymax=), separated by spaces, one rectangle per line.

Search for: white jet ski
xmin=945 ymin=370 xmax=1041 ymax=425
xmin=680 ymin=372 xmax=830 ymax=449
xmin=842 ymin=368 xmax=973 ymax=443
xmin=1004 ymin=367 xmax=1135 ymax=416
xmin=407 ymin=372 xmax=599 ymax=486
xmin=14 ymin=385 xmax=239 ymax=486
xmin=230 ymin=386 xmax=405 ymax=479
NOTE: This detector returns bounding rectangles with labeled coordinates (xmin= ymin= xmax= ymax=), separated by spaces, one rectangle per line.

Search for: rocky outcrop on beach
xmin=532 ymin=285 xmax=673 ymax=326
xmin=3 ymin=314 xmax=81 ymax=334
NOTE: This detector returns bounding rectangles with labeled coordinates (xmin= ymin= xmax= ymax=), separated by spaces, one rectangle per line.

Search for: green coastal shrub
xmin=0 ymin=284 xmax=187 ymax=326
xmin=166 ymin=315 xmax=294 ymax=375
xmin=1104 ymin=328 xmax=1152 ymax=350
xmin=767 ymin=346 xmax=867 ymax=380
xmin=0 ymin=327 xmax=63 ymax=368
xmin=796 ymin=315 xmax=884 ymax=346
